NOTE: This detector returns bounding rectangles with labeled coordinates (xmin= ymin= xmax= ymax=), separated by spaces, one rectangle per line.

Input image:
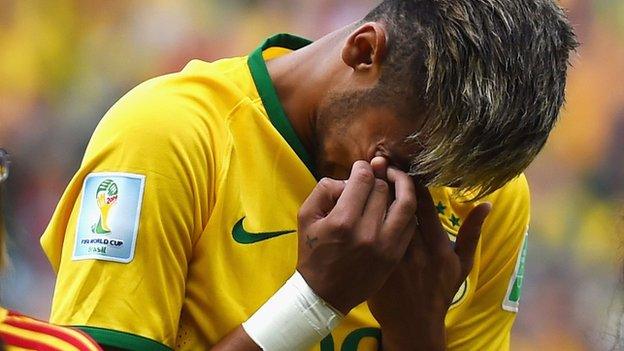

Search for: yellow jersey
xmin=41 ymin=34 xmax=530 ymax=351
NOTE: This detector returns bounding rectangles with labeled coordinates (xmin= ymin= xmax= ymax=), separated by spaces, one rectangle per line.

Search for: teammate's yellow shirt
xmin=41 ymin=34 xmax=529 ymax=351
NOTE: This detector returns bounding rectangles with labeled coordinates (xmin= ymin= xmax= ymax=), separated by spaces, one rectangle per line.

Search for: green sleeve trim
xmin=75 ymin=326 xmax=172 ymax=351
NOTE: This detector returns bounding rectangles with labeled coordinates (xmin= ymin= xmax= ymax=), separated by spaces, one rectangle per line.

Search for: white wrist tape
xmin=242 ymin=271 xmax=344 ymax=351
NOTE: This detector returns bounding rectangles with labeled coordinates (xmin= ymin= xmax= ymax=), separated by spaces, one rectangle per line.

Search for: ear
xmin=341 ymin=22 xmax=388 ymax=73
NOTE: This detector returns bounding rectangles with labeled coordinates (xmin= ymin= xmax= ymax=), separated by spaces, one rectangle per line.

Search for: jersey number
xmin=320 ymin=328 xmax=381 ymax=351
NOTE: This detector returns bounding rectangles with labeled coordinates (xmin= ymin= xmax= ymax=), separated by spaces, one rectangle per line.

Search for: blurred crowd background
xmin=0 ymin=0 xmax=623 ymax=350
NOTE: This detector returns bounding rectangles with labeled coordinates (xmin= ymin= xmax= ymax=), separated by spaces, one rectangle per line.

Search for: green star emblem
xmin=449 ymin=214 xmax=461 ymax=227
xmin=435 ymin=202 xmax=447 ymax=215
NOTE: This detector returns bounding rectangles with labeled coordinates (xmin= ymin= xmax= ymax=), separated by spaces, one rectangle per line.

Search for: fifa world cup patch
xmin=502 ymin=231 xmax=528 ymax=312
xmin=72 ymin=172 xmax=146 ymax=263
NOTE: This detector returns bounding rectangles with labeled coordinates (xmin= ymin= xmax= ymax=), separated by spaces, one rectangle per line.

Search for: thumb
xmin=370 ymin=156 xmax=389 ymax=180
xmin=454 ymin=202 xmax=492 ymax=278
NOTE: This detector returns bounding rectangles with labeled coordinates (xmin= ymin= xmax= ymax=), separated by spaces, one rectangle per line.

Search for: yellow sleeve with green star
xmin=443 ymin=175 xmax=530 ymax=350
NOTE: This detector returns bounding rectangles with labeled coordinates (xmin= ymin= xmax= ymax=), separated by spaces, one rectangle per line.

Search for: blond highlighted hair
xmin=364 ymin=0 xmax=578 ymax=199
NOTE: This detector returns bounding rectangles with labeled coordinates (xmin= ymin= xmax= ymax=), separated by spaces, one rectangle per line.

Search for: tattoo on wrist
xmin=306 ymin=235 xmax=318 ymax=248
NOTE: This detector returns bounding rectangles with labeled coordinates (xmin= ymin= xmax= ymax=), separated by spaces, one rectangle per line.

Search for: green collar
xmin=247 ymin=33 xmax=317 ymax=178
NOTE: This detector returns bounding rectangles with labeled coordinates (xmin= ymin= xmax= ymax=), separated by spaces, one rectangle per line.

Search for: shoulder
xmin=478 ymin=174 xmax=530 ymax=261
xmin=84 ymin=57 xmax=252 ymax=177
xmin=93 ymin=58 xmax=248 ymax=145
xmin=0 ymin=310 xmax=102 ymax=350
xmin=487 ymin=173 xmax=530 ymax=205
xmin=484 ymin=173 xmax=531 ymax=226
xmin=430 ymin=174 xmax=530 ymax=234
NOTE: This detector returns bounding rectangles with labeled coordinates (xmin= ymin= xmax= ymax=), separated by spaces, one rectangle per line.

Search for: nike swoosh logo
xmin=232 ymin=217 xmax=296 ymax=244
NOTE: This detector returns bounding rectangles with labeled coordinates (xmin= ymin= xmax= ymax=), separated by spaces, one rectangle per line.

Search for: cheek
xmin=316 ymin=140 xmax=353 ymax=179
xmin=314 ymin=103 xmax=384 ymax=178
xmin=316 ymin=125 xmax=374 ymax=179
xmin=317 ymin=161 xmax=350 ymax=180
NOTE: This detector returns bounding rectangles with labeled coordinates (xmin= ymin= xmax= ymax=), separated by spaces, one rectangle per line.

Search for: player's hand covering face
xmin=296 ymin=157 xmax=491 ymax=349
xmin=296 ymin=160 xmax=418 ymax=315
xmin=368 ymin=159 xmax=492 ymax=349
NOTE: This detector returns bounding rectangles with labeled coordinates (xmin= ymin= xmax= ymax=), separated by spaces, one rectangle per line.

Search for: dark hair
xmin=364 ymin=0 xmax=578 ymax=198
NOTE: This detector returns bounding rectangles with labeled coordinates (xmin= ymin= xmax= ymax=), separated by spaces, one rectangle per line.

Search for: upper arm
xmin=41 ymin=79 xmax=223 ymax=350
xmin=446 ymin=175 xmax=530 ymax=350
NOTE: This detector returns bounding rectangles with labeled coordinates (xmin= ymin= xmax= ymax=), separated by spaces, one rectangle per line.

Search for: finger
xmin=361 ymin=178 xmax=390 ymax=233
xmin=414 ymin=182 xmax=449 ymax=248
xmin=395 ymin=216 xmax=419 ymax=262
xmin=370 ymin=156 xmax=389 ymax=180
xmin=455 ymin=202 xmax=492 ymax=278
xmin=298 ymin=178 xmax=346 ymax=225
xmin=378 ymin=215 xmax=418 ymax=265
xmin=381 ymin=167 xmax=418 ymax=238
xmin=330 ymin=161 xmax=376 ymax=218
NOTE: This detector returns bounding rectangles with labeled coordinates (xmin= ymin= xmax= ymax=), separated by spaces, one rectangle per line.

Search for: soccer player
xmin=41 ymin=1 xmax=577 ymax=350
xmin=0 ymin=149 xmax=103 ymax=351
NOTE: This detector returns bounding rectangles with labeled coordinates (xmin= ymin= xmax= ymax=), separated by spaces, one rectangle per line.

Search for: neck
xmin=266 ymin=30 xmax=346 ymax=161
